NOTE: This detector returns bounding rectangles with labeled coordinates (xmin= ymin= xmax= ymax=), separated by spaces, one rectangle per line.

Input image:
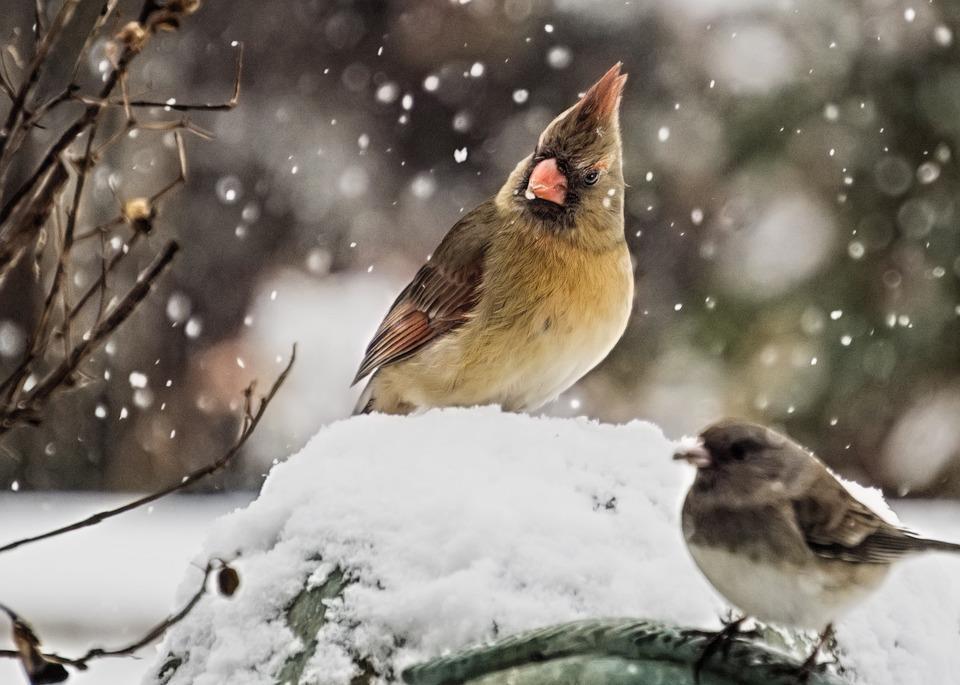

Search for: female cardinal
xmin=354 ymin=63 xmax=633 ymax=415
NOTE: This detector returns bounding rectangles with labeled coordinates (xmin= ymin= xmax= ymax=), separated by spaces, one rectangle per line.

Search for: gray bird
xmin=673 ymin=419 xmax=960 ymax=677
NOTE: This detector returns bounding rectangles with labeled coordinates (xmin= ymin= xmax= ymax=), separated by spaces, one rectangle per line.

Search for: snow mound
xmin=147 ymin=409 xmax=960 ymax=685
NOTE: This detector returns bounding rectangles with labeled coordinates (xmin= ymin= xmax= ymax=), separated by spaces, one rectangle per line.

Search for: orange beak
xmin=525 ymin=157 xmax=568 ymax=206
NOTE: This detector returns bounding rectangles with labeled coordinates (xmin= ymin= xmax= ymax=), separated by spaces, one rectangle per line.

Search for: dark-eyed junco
xmin=353 ymin=64 xmax=634 ymax=415
xmin=674 ymin=419 xmax=960 ymax=677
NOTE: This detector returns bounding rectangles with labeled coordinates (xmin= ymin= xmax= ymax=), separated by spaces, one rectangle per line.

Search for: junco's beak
xmin=673 ymin=441 xmax=712 ymax=468
xmin=525 ymin=157 xmax=568 ymax=206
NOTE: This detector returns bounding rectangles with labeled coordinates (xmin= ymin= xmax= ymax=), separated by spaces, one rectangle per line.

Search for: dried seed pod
xmin=167 ymin=0 xmax=202 ymax=16
xmin=116 ymin=22 xmax=148 ymax=53
xmin=123 ymin=197 xmax=156 ymax=234
xmin=151 ymin=0 xmax=202 ymax=32
xmin=9 ymin=612 xmax=69 ymax=684
xmin=152 ymin=14 xmax=180 ymax=32
xmin=217 ymin=565 xmax=240 ymax=597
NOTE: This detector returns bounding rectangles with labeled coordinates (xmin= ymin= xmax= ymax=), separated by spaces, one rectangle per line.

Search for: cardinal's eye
xmin=583 ymin=169 xmax=600 ymax=186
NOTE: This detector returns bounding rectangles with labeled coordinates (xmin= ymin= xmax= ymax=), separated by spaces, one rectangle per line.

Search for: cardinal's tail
xmin=352 ymin=372 xmax=416 ymax=415
xmin=352 ymin=375 xmax=377 ymax=415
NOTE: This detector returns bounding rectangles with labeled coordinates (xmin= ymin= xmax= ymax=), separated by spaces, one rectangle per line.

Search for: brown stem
xmin=0 ymin=241 xmax=179 ymax=434
xmin=0 ymin=159 xmax=68 ymax=284
xmin=0 ymin=560 xmax=221 ymax=670
xmin=0 ymin=344 xmax=295 ymax=555
xmin=67 ymin=229 xmax=141 ymax=322
xmin=4 ymin=122 xmax=100 ymax=408
xmin=0 ymin=0 xmax=80 ymax=170
xmin=69 ymin=0 xmax=120 ymax=83
xmin=0 ymin=0 xmax=161 ymax=231
xmin=126 ymin=43 xmax=243 ymax=112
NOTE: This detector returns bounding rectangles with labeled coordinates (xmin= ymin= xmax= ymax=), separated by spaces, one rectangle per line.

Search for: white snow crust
xmin=147 ymin=409 xmax=960 ymax=685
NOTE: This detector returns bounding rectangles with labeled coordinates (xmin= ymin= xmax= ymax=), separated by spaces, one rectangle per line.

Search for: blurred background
xmin=5 ymin=0 xmax=958 ymax=496
xmin=5 ymin=0 xmax=960 ymax=496
xmin=2 ymin=0 xmax=960 ymax=681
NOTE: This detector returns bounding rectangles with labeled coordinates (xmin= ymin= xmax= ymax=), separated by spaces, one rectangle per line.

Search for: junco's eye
xmin=583 ymin=169 xmax=600 ymax=186
xmin=729 ymin=438 xmax=761 ymax=460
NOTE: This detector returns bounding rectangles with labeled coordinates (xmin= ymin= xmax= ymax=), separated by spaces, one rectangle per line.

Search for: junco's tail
xmin=913 ymin=536 xmax=960 ymax=555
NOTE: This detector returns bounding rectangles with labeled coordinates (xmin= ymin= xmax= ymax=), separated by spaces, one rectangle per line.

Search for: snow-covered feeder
xmin=148 ymin=409 xmax=960 ymax=685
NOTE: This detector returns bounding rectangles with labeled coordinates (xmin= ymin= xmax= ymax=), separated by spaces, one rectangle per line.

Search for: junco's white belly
xmin=687 ymin=543 xmax=888 ymax=630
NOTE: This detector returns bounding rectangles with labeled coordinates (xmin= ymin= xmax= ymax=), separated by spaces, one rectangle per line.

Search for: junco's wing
xmin=792 ymin=471 xmax=929 ymax=564
xmin=352 ymin=201 xmax=494 ymax=384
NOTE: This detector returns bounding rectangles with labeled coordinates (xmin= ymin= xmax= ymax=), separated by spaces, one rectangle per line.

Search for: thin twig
xmin=0 ymin=53 xmax=14 ymax=101
xmin=94 ymin=228 xmax=108 ymax=325
xmin=34 ymin=0 xmax=48 ymax=47
xmin=0 ymin=0 xmax=161 ymax=231
xmin=66 ymin=228 xmax=141 ymax=317
xmin=73 ymin=42 xmax=242 ymax=115
xmin=0 ymin=241 xmax=180 ymax=433
xmin=0 ymin=602 xmax=68 ymax=682
xmin=19 ymin=85 xmax=78 ymax=132
xmin=69 ymin=0 xmax=120 ymax=83
xmin=0 ymin=345 xmax=296 ymax=555
xmin=63 ymin=129 xmax=187 ymax=326
xmin=4 ymin=123 xmax=100 ymax=408
xmin=127 ymin=42 xmax=243 ymax=112
xmin=0 ymin=159 xmax=69 ymax=284
xmin=0 ymin=0 xmax=80 ymax=173
xmin=0 ymin=560 xmax=222 ymax=670
xmin=72 ymin=215 xmax=123 ymax=243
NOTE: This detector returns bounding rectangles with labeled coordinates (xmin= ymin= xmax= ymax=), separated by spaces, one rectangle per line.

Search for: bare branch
xmin=0 ymin=0 xmax=162 ymax=233
xmin=0 ymin=603 xmax=68 ymax=683
xmin=0 ymin=0 xmax=81 ymax=171
xmin=0 ymin=116 xmax=86 ymax=232
xmin=19 ymin=85 xmax=78 ymax=132
xmin=0 ymin=53 xmax=14 ymax=101
xmin=127 ymin=42 xmax=244 ymax=112
xmin=65 ymin=227 xmax=141 ymax=317
xmin=69 ymin=0 xmax=120 ymax=83
xmin=65 ymin=129 xmax=187 ymax=325
xmin=4 ymin=123 xmax=100 ymax=406
xmin=0 ymin=559 xmax=233 ymax=672
xmin=0 ymin=241 xmax=180 ymax=433
xmin=1 ymin=123 xmax=99 ymax=409
xmin=0 ymin=345 xmax=296 ymax=555
xmin=66 ymin=561 xmax=217 ymax=665
xmin=34 ymin=0 xmax=48 ymax=48
xmin=0 ymin=124 xmax=184 ymax=401
xmin=0 ymin=159 xmax=69 ymax=284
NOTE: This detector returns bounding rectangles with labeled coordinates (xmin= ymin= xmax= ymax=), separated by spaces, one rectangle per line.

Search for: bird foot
xmin=691 ymin=616 xmax=749 ymax=685
xmin=768 ymin=624 xmax=838 ymax=684
xmin=768 ymin=660 xmax=830 ymax=684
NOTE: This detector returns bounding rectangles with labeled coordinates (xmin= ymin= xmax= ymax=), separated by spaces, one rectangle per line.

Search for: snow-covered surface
xmin=148 ymin=410 xmax=960 ymax=685
xmin=0 ymin=493 xmax=251 ymax=685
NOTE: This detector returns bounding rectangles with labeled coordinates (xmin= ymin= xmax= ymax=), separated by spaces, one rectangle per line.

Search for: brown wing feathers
xmin=352 ymin=252 xmax=483 ymax=385
xmin=793 ymin=474 xmax=958 ymax=563
xmin=352 ymin=200 xmax=496 ymax=385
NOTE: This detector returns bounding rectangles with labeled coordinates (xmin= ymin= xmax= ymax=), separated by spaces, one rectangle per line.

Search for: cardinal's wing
xmin=352 ymin=200 xmax=497 ymax=384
